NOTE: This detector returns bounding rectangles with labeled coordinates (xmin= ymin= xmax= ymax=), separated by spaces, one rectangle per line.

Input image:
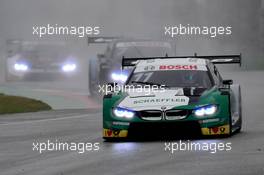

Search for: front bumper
xmin=103 ymin=90 xmax=231 ymax=138
xmin=103 ymin=121 xmax=230 ymax=138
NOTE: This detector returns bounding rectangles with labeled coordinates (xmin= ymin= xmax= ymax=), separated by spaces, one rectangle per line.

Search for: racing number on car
xmin=209 ymin=126 xmax=226 ymax=134
xmin=106 ymin=130 xmax=113 ymax=136
xmin=113 ymin=130 xmax=120 ymax=136
xmin=105 ymin=130 xmax=120 ymax=137
xmin=133 ymin=72 xmax=153 ymax=82
xmin=220 ymin=127 xmax=226 ymax=133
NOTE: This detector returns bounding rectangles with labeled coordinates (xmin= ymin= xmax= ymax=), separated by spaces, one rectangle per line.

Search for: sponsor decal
xmin=201 ymin=124 xmax=230 ymax=135
xmin=159 ymin=65 xmax=198 ymax=70
xmin=112 ymin=121 xmax=130 ymax=126
xmin=119 ymin=90 xmax=189 ymax=110
xmin=133 ymin=97 xmax=186 ymax=104
xmin=199 ymin=118 xmax=220 ymax=124
xmin=103 ymin=129 xmax=128 ymax=137
xmin=144 ymin=65 xmax=155 ymax=71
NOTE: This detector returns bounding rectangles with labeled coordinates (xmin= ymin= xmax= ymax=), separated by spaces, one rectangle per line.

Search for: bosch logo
xmin=159 ymin=65 xmax=198 ymax=70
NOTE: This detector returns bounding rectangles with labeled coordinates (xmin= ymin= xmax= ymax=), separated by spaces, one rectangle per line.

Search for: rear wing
xmin=87 ymin=37 xmax=121 ymax=45
xmin=198 ymin=54 xmax=241 ymax=66
xmin=122 ymin=54 xmax=242 ymax=68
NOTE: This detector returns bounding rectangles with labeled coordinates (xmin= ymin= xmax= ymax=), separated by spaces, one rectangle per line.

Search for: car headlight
xmin=111 ymin=72 xmax=128 ymax=82
xmin=193 ymin=105 xmax=217 ymax=117
xmin=113 ymin=107 xmax=135 ymax=119
xmin=62 ymin=63 xmax=76 ymax=72
xmin=14 ymin=63 xmax=29 ymax=71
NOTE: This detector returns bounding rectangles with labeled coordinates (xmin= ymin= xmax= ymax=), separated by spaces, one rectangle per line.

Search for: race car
xmin=5 ymin=40 xmax=78 ymax=81
xmin=103 ymin=54 xmax=242 ymax=139
xmin=87 ymin=37 xmax=175 ymax=95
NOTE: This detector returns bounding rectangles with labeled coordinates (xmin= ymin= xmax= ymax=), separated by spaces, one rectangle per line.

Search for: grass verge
xmin=0 ymin=93 xmax=52 ymax=114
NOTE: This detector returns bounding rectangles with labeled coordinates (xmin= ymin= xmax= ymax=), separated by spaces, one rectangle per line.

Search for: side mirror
xmin=214 ymin=66 xmax=218 ymax=75
xmin=223 ymin=79 xmax=233 ymax=85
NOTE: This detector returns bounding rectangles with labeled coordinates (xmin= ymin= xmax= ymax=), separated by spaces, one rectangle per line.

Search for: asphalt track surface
xmin=0 ymin=71 xmax=264 ymax=175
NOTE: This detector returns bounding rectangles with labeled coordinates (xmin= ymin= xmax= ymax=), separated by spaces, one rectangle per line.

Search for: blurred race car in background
xmin=5 ymin=40 xmax=78 ymax=81
xmin=103 ymin=54 xmax=242 ymax=140
xmin=87 ymin=37 xmax=176 ymax=95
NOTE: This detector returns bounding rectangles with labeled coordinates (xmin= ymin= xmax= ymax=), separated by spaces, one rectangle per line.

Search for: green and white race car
xmin=103 ymin=55 xmax=242 ymax=139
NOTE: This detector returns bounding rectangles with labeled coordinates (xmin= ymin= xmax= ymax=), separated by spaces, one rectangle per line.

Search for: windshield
xmin=127 ymin=70 xmax=213 ymax=88
xmin=112 ymin=42 xmax=173 ymax=58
